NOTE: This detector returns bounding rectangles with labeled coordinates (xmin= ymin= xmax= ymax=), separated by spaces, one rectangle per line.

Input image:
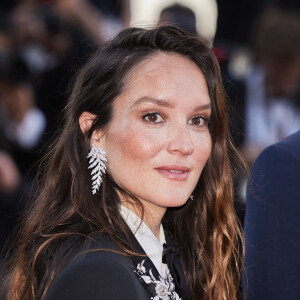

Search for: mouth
xmin=155 ymin=165 xmax=190 ymax=181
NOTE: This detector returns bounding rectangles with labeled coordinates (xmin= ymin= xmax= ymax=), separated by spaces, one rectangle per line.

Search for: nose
xmin=167 ymin=124 xmax=194 ymax=156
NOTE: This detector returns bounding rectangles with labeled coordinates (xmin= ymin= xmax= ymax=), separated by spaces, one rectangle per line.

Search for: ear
xmin=79 ymin=112 xmax=106 ymax=149
xmin=79 ymin=112 xmax=96 ymax=135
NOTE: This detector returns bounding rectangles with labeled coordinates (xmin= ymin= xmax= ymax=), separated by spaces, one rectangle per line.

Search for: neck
xmin=122 ymin=201 xmax=166 ymax=240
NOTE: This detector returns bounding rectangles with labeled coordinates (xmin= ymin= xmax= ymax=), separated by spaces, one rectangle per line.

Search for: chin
xmin=163 ymin=195 xmax=190 ymax=208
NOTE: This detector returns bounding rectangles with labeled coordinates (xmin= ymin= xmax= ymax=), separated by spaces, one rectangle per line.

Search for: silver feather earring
xmin=87 ymin=144 xmax=107 ymax=194
xmin=189 ymin=195 xmax=194 ymax=201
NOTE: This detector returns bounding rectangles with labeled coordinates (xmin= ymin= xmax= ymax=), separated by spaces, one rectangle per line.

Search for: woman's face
xmin=98 ymin=53 xmax=212 ymax=217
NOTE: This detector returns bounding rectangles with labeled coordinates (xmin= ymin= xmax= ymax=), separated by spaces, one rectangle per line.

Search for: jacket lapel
xmin=129 ymin=231 xmax=162 ymax=297
xmin=116 ymin=225 xmax=161 ymax=298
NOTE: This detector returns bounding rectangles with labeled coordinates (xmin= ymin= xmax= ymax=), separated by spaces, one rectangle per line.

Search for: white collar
xmin=120 ymin=204 xmax=166 ymax=276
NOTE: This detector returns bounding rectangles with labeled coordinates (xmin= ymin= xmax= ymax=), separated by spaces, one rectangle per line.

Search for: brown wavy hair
xmin=4 ymin=26 xmax=243 ymax=300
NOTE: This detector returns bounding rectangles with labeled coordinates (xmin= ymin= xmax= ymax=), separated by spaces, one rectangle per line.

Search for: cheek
xmin=106 ymin=124 xmax=163 ymax=172
xmin=193 ymin=134 xmax=212 ymax=169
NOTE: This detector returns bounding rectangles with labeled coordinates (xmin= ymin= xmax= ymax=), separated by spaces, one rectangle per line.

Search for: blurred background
xmin=0 ymin=0 xmax=299 ymax=274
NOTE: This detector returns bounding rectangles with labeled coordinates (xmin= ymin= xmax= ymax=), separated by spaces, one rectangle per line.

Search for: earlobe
xmin=79 ymin=112 xmax=97 ymax=135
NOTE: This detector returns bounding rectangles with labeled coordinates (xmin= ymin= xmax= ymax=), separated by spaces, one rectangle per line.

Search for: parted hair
xmin=5 ymin=26 xmax=243 ymax=300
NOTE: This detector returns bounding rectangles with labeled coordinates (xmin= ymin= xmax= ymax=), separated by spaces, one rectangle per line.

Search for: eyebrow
xmin=131 ymin=96 xmax=211 ymax=111
xmin=131 ymin=96 xmax=174 ymax=108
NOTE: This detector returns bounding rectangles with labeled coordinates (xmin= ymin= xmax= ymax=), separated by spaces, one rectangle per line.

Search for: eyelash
xmin=188 ymin=115 xmax=210 ymax=127
xmin=142 ymin=112 xmax=210 ymax=127
xmin=142 ymin=112 xmax=164 ymax=123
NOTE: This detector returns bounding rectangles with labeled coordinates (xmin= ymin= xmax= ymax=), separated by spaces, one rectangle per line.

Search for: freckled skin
xmin=99 ymin=53 xmax=212 ymax=221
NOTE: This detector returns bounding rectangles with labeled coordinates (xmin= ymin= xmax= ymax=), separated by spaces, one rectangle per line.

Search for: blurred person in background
xmin=242 ymin=8 xmax=300 ymax=165
xmin=9 ymin=1 xmax=99 ymax=139
xmin=214 ymin=2 xmax=300 ymax=158
xmin=53 ymin=0 xmax=106 ymax=44
xmin=7 ymin=0 xmax=129 ymax=141
xmin=72 ymin=0 xmax=131 ymax=38
xmin=158 ymin=3 xmax=198 ymax=36
xmin=218 ymin=8 xmax=300 ymax=222
xmin=0 ymin=56 xmax=46 ymax=159
xmin=0 ymin=9 xmax=47 ymax=176
xmin=0 ymin=41 xmax=43 ymax=269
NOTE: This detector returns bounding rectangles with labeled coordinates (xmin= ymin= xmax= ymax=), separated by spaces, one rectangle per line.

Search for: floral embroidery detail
xmin=135 ymin=260 xmax=181 ymax=300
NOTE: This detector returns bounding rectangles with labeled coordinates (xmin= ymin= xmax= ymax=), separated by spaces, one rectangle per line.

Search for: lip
xmin=155 ymin=165 xmax=191 ymax=181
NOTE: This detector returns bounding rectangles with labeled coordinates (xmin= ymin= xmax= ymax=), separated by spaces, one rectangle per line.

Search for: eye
xmin=188 ymin=115 xmax=209 ymax=127
xmin=142 ymin=112 xmax=164 ymax=123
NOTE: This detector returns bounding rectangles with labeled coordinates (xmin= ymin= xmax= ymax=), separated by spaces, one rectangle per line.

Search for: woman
xmin=5 ymin=26 xmax=242 ymax=300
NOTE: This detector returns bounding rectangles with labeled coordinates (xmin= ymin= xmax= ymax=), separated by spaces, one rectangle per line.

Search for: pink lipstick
xmin=155 ymin=165 xmax=190 ymax=181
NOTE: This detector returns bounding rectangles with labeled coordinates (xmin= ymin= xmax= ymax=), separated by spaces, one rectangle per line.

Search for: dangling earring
xmin=87 ymin=144 xmax=107 ymax=194
xmin=189 ymin=195 xmax=194 ymax=201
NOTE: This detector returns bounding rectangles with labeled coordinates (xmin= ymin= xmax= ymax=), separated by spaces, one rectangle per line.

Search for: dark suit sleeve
xmin=243 ymin=144 xmax=300 ymax=300
xmin=45 ymin=251 xmax=147 ymax=300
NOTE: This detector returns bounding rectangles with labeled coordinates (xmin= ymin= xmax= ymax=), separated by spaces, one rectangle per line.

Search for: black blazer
xmin=243 ymin=131 xmax=300 ymax=300
xmin=45 ymin=229 xmax=189 ymax=300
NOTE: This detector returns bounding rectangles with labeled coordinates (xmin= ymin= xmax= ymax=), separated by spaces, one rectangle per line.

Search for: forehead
xmin=124 ymin=52 xmax=204 ymax=86
xmin=115 ymin=52 xmax=211 ymax=109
